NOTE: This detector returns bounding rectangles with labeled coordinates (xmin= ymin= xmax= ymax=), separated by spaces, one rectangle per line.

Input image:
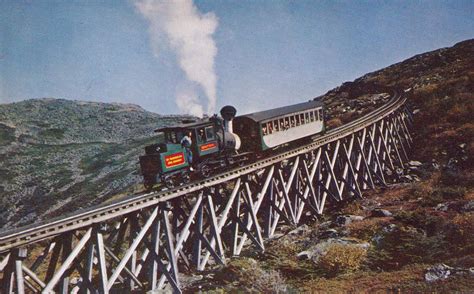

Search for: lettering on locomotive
xmin=164 ymin=152 xmax=185 ymax=168
xmin=200 ymin=142 xmax=217 ymax=151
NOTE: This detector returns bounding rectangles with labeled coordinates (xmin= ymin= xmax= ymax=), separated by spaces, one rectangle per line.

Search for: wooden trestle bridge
xmin=0 ymin=89 xmax=413 ymax=293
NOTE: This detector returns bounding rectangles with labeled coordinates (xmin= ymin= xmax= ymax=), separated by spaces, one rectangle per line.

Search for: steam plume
xmin=134 ymin=0 xmax=218 ymax=116
xmin=176 ymin=90 xmax=204 ymax=117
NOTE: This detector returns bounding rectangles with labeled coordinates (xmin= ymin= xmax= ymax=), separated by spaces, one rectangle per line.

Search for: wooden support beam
xmin=148 ymin=215 xmax=161 ymax=291
xmin=45 ymin=237 xmax=62 ymax=286
xmin=295 ymin=149 xmax=321 ymax=221
xmin=107 ymin=208 xmax=158 ymax=289
xmin=277 ymin=169 xmax=297 ymax=223
xmin=95 ymin=228 xmax=109 ymax=294
xmin=159 ymin=208 xmax=180 ymax=291
xmin=368 ymin=131 xmax=387 ymax=185
xmin=387 ymin=121 xmax=404 ymax=168
xmin=231 ymin=190 xmax=242 ymax=256
xmin=58 ymin=232 xmax=72 ymax=294
xmin=22 ymin=265 xmax=45 ymax=289
xmin=391 ymin=117 xmax=409 ymax=161
xmin=42 ymin=228 xmax=92 ymax=293
xmin=193 ymin=199 xmax=203 ymax=269
xmin=204 ymin=196 xmax=226 ymax=264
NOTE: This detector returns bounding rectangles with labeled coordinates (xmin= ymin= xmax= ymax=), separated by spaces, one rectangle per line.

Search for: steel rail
xmin=0 ymin=90 xmax=406 ymax=253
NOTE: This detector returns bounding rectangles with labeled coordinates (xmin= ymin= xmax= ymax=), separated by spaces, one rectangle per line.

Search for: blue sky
xmin=0 ymin=0 xmax=473 ymax=115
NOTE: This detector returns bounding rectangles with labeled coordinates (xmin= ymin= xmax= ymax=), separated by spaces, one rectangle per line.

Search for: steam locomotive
xmin=139 ymin=100 xmax=325 ymax=190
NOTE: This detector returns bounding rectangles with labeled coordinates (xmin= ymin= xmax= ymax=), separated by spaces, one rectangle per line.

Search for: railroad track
xmin=0 ymin=89 xmax=407 ymax=253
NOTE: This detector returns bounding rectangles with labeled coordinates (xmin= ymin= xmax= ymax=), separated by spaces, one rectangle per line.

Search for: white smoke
xmin=134 ymin=0 xmax=218 ymax=116
xmin=175 ymin=90 xmax=204 ymax=117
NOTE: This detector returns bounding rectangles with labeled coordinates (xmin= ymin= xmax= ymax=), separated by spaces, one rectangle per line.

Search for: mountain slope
xmin=0 ymin=99 xmax=188 ymax=230
xmin=188 ymin=39 xmax=474 ymax=292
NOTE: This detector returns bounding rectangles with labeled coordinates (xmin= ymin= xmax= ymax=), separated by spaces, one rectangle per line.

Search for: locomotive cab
xmin=139 ymin=119 xmax=222 ymax=189
xmin=139 ymin=128 xmax=190 ymax=190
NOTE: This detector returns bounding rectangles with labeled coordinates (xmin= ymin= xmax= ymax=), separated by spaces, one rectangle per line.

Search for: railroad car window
xmin=167 ymin=131 xmax=178 ymax=144
xmin=291 ymin=116 xmax=295 ymax=127
xmin=262 ymin=124 xmax=267 ymax=136
xmin=296 ymin=115 xmax=300 ymax=126
xmin=279 ymin=119 xmax=284 ymax=130
xmin=315 ymin=110 xmax=319 ymax=121
xmin=319 ymin=109 xmax=323 ymax=120
xmin=310 ymin=111 xmax=315 ymax=122
xmin=177 ymin=131 xmax=185 ymax=142
xmin=197 ymin=128 xmax=205 ymax=142
xmin=274 ymin=120 xmax=279 ymax=132
xmin=172 ymin=132 xmax=177 ymax=143
xmin=300 ymin=113 xmax=304 ymax=124
xmin=267 ymin=122 xmax=273 ymax=134
xmin=205 ymin=126 xmax=215 ymax=141
xmin=284 ymin=117 xmax=289 ymax=130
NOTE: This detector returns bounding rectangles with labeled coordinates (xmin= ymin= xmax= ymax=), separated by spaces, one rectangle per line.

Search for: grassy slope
xmin=0 ymin=99 xmax=188 ymax=230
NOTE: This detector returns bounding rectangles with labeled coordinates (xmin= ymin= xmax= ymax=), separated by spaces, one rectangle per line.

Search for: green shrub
xmin=38 ymin=128 xmax=65 ymax=140
xmin=0 ymin=123 xmax=15 ymax=145
xmin=395 ymin=209 xmax=447 ymax=235
xmin=368 ymin=225 xmax=447 ymax=270
xmin=327 ymin=118 xmax=343 ymax=129
xmin=318 ymin=244 xmax=367 ymax=276
xmin=446 ymin=212 xmax=474 ymax=255
xmin=215 ymin=258 xmax=289 ymax=293
xmin=437 ymin=186 xmax=467 ymax=199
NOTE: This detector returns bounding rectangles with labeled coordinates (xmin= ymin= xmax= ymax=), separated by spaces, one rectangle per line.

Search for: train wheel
xmin=164 ymin=177 xmax=175 ymax=189
xmin=182 ymin=172 xmax=191 ymax=184
xmin=237 ymin=157 xmax=247 ymax=167
xmin=200 ymin=164 xmax=211 ymax=178
xmin=144 ymin=182 xmax=153 ymax=192
xmin=143 ymin=176 xmax=155 ymax=192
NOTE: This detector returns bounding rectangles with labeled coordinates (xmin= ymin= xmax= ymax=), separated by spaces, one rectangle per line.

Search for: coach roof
xmin=236 ymin=99 xmax=323 ymax=123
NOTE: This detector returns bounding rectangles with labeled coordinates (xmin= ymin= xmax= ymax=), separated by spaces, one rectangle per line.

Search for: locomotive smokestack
xmin=220 ymin=105 xmax=237 ymax=133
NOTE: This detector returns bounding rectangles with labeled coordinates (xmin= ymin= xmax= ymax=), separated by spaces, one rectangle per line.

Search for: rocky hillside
xmin=185 ymin=39 xmax=474 ymax=292
xmin=0 ymin=99 xmax=189 ymax=230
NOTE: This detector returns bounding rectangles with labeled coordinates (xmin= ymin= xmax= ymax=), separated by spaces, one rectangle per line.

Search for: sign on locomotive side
xmin=200 ymin=142 xmax=217 ymax=151
xmin=164 ymin=152 xmax=185 ymax=168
